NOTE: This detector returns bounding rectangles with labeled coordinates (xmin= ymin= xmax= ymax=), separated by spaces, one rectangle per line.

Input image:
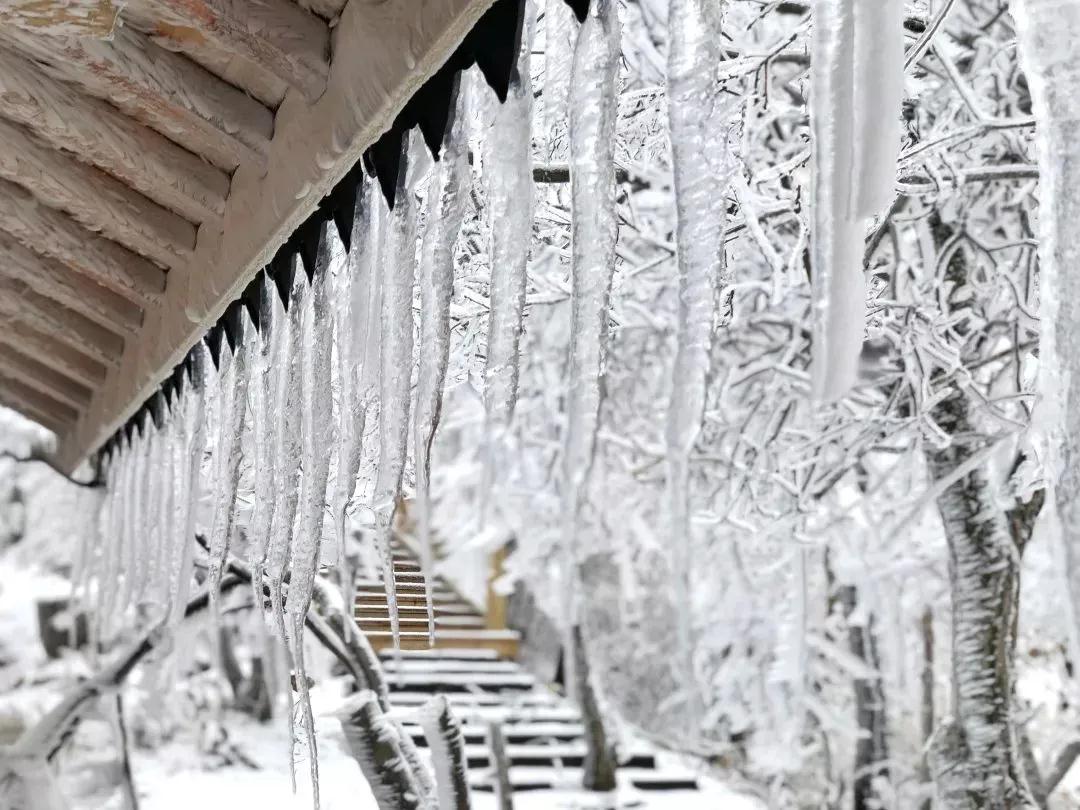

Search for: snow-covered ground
xmin=130 ymin=699 xmax=762 ymax=810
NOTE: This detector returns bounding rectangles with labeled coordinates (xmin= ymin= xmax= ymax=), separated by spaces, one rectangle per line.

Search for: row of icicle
xmin=68 ymin=0 xmax=907 ymax=801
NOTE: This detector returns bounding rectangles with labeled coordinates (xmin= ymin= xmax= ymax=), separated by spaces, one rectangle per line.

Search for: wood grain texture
xmin=0 ymin=231 xmax=142 ymax=335
xmin=0 ymin=46 xmax=229 ymax=224
xmin=0 ymin=24 xmax=272 ymax=172
xmin=0 ymin=391 xmax=66 ymax=434
xmin=164 ymin=38 xmax=289 ymax=108
xmin=296 ymin=0 xmax=348 ymax=22
xmin=0 ymin=344 xmax=93 ymax=411
xmin=0 ymin=178 xmax=166 ymax=306
xmin=0 ymin=0 xmax=119 ymax=37
xmin=0 ymin=372 xmax=77 ymax=430
xmin=0 ymin=118 xmax=196 ymax=270
xmin=0 ymin=319 xmax=107 ymax=389
xmin=124 ymin=0 xmax=330 ymax=101
xmin=0 ymin=275 xmax=125 ymax=367
xmin=58 ymin=0 xmax=497 ymax=468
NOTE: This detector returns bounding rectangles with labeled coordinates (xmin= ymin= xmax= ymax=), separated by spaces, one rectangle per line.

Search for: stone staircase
xmin=353 ymin=541 xmax=520 ymax=656
xmin=381 ymin=648 xmax=701 ymax=794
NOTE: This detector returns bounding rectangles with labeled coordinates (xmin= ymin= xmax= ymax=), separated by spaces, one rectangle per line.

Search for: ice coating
xmin=414 ymin=85 xmax=470 ymax=642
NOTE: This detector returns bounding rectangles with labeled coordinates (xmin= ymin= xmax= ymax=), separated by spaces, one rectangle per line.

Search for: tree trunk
xmin=572 ymin=624 xmax=617 ymax=791
xmin=836 ymin=584 xmax=890 ymax=809
xmin=488 ymin=722 xmax=514 ymax=810
xmin=925 ymin=387 xmax=1037 ymax=809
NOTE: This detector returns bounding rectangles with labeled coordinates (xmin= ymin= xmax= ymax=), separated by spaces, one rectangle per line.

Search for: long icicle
xmin=562 ymin=0 xmax=621 ymax=699
xmin=664 ymin=0 xmax=736 ymax=731
xmin=374 ymin=135 xmax=423 ymax=651
xmin=481 ymin=9 xmax=534 ymax=517
xmin=414 ymin=84 xmax=471 ymax=643
xmin=330 ymin=182 xmax=371 ymax=573
xmin=290 ymin=226 xmax=337 ymax=810
xmin=266 ymin=265 xmax=308 ymax=789
xmin=208 ymin=316 xmax=252 ymax=664
xmin=249 ymin=276 xmax=284 ymax=621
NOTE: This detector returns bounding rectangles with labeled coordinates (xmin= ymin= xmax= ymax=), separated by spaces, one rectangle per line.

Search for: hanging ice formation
xmin=330 ymin=181 xmax=371 ymax=571
xmin=207 ymin=313 xmax=252 ymax=644
xmin=481 ymin=11 xmax=534 ymax=517
xmin=664 ymin=0 xmax=736 ymax=723
xmin=289 ymin=226 xmax=337 ymax=805
xmin=415 ymin=85 xmax=470 ymax=642
xmin=166 ymin=344 xmax=209 ymax=634
xmin=372 ymin=134 xmax=424 ymax=650
xmin=1014 ymin=0 xmax=1080 ymax=658
xmin=249 ymin=275 xmax=285 ymax=616
xmin=543 ymin=0 xmax=576 ymax=160
xmin=562 ymin=0 xmax=621 ymax=671
xmin=810 ymin=0 xmax=903 ymax=400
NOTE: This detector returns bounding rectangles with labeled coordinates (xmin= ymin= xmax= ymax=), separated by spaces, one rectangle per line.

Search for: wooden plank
xmin=124 ymin=0 xmax=330 ymax=101
xmin=0 ymin=345 xmax=93 ymax=411
xmin=0 ymin=46 xmax=229 ymax=224
xmin=0 ymin=231 xmax=142 ymax=336
xmin=0 ymin=0 xmax=119 ymax=37
xmin=0 ymin=276 xmax=125 ymax=367
xmin=0 ymin=177 xmax=165 ymax=306
xmin=0 ymin=118 xmax=196 ymax=270
xmin=0 ymin=391 xmax=65 ymax=435
xmin=297 ymin=0 xmax=348 ymax=21
xmin=0 ymin=24 xmax=272 ymax=172
xmin=0 ymin=320 xmax=107 ymax=389
xmin=0 ymin=372 xmax=78 ymax=428
xmin=58 ymin=0 xmax=497 ymax=468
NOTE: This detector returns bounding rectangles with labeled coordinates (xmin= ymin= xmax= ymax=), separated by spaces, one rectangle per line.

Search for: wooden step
xmin=378 ymin=647 xmax=500 ymax=661
xmin=384 ymin=671 xmax=535 ymax=693
xmin=468 ymin=768 xmax=698 ymax=792
xmin=355 ymin=590 xmax=460 ymax=606
xmin=381 ymin=659 xmax=523 ymax=674
xmin=366 ymin=629 xmax=519 ymax=656
xmin=356 ymin=579 xmax=436 ymax=594
xmin=354 ymin=601 xmax=478 ymax=616
xmin=400 ymin=722 xmax=585 ymax=745
xmin=357 ymin=615 xmax=485 ymax=631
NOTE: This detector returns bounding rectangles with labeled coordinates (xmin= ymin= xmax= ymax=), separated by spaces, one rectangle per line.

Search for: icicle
xmin=267 ymin=266 xmax=308 ymax=647
xmin=208 ymin=317 xmax=252 ymax=659
xmin=265 ymin=266 xmax=308 ymax=791
xmin=148 ymin=411 xmax=176 ymax=616
xmin=561 ymin=0 xmax=621 ymax=687
xmin=414 ymin=86 xmax=470 ymax=643
xmin=664 ymin=0 xmax=736 ymax=729
xmin=810 ymin=0 xmax=902 ymax=399
xmin=481 ymin=10 xmax=534 ymax=511
xmin=1014 ymin=0 xmax=1080 ymax=662
xmin=249 ymin=278 xmax=285 ymax=616
xmin=289 ymin=228 xmax=337 ymax=810
xmin=167 ymin=347 xmax=209 ymax=634
xmin=331 ymin=182 xmax=373 ymax=569
xmin=850 ymin=0 xmax=903 ymax=217
xmin=373 ymin=135 xmax=424 ymax=650
xmin=543 ymin=0 xmax=576 ymax=160
xmin=131 ymin=421 xmax=157 ymax=618
xmin=99 ymin=446 xmax=127 ymax=642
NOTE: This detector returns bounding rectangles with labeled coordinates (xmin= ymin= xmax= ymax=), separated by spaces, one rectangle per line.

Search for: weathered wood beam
xmin=0 ymin=320 xmax=107 ymax=390
xmin=0 ymin=231 xmax=142 ymax=336
xmin=0 ymin=276 xmax=125 ymax=367
xmin=0 ymin=0 xmax=119 ymax=37
xmin=0 ymin=46 xmax=229 ymax=224
xmin=124 ymin=0 xmax=330 ymax=102
xmin=0 ymin=118 xmax=196 ymax=270
xmin=0 ymin=345 xmax=92 ymax=412
xmin=0 ymin=24 xmax=272 ymax=172
xmin=0 ymin=372 xmax=78 ymax=431
xmin=58 ymin=0 xmax=498 ymax=471
xmin=297 ymin=0 xmax=348 ymax=22
xmin=0 ymin=177 xmax=165 ymax=306
xmin=0 ymin=391 xmax=66 ymax=435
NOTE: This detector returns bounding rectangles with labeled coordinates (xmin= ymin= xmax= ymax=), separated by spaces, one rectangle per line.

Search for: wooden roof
xmin=0 ymin=0 xmax=494 ymax=470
